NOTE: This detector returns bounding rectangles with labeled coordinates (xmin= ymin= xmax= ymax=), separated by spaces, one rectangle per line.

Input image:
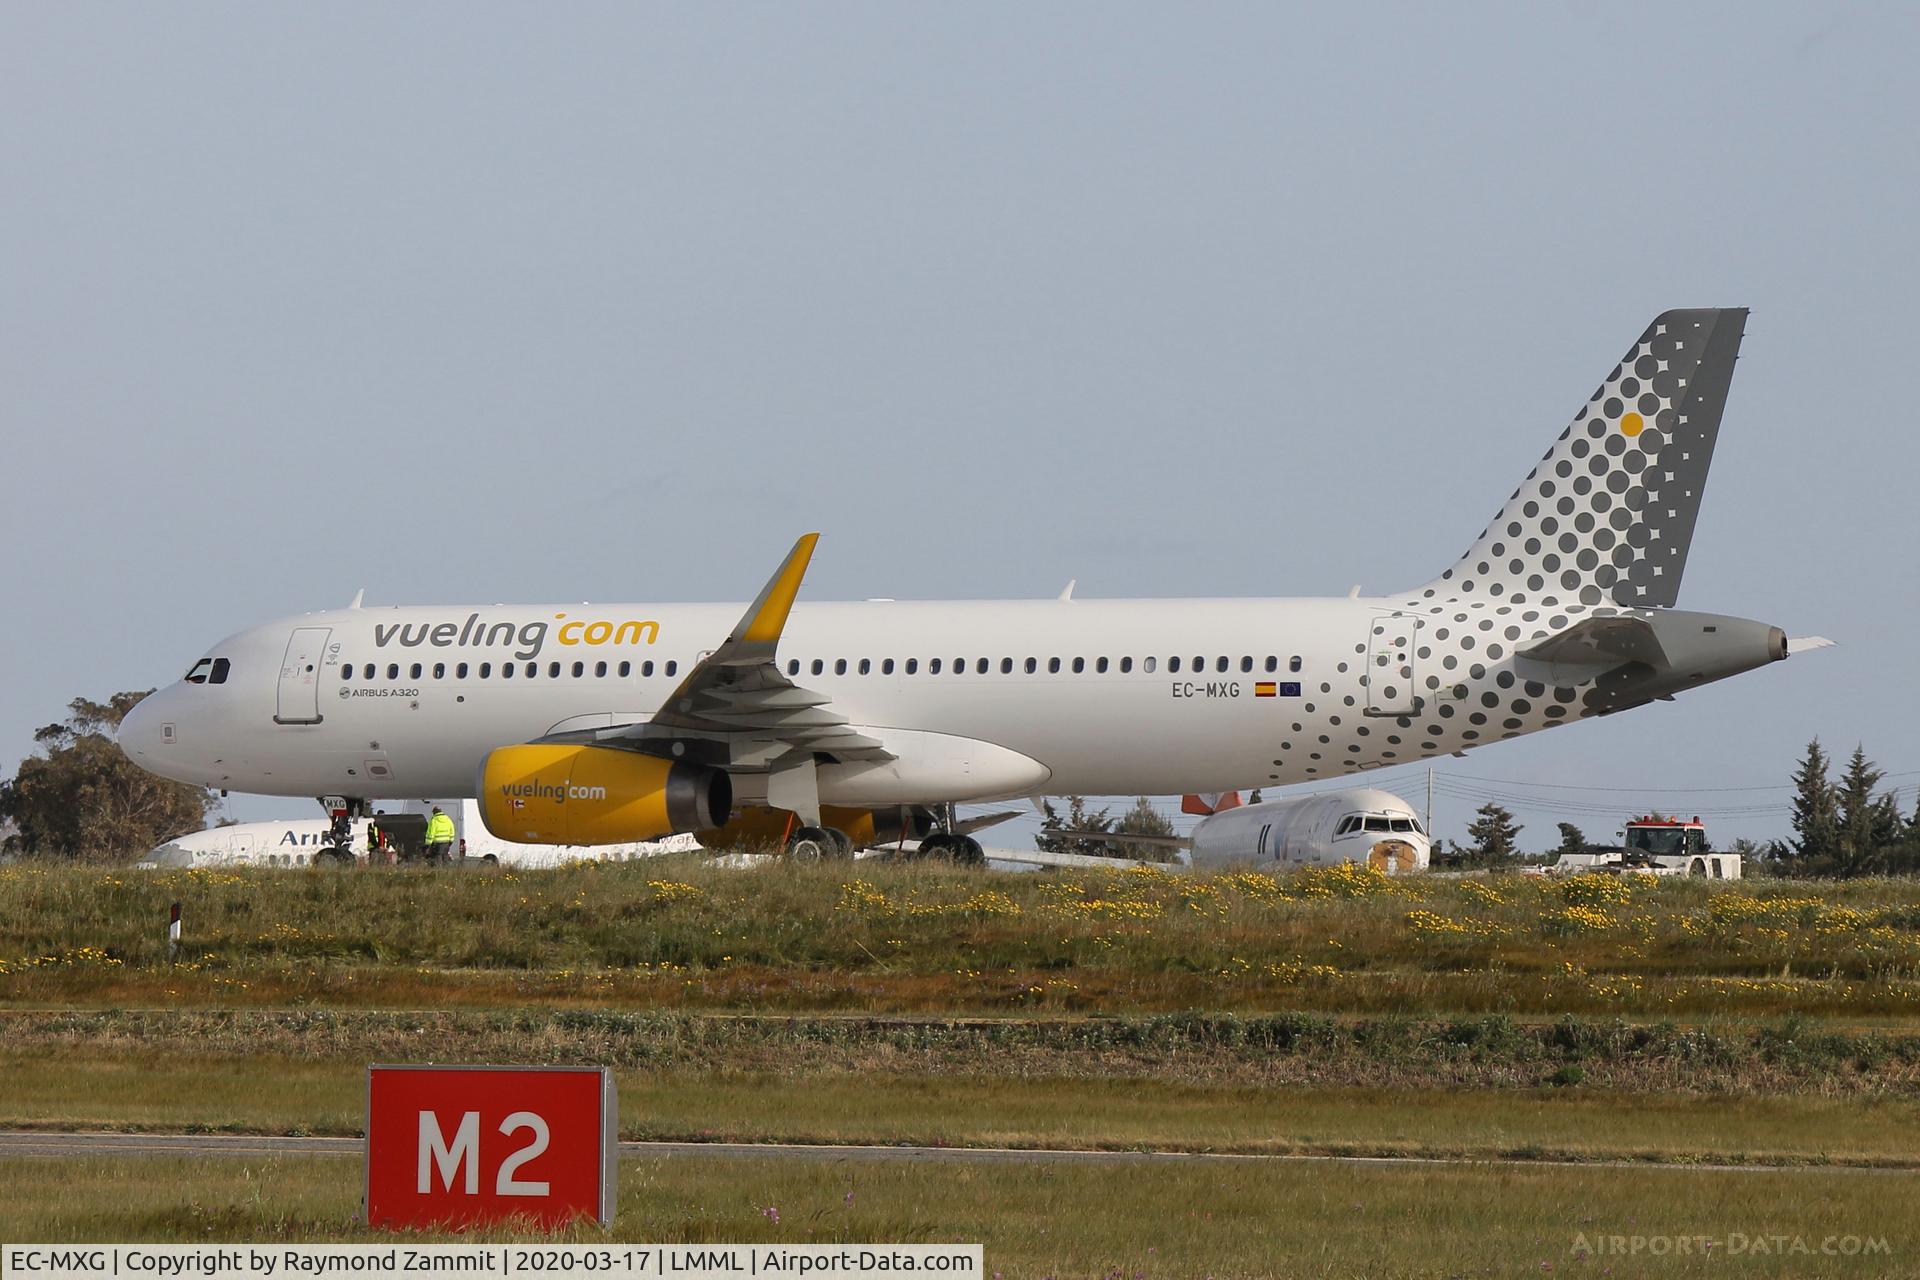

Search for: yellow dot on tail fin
xmin=1620 ymin=412 xmax=1644 ymax=437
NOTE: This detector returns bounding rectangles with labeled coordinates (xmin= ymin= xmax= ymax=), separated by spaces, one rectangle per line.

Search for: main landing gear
xmin=916 ymin=832 xmax=986 ymax=866
xmin=786 ymin=826 xmax=854 ymax=860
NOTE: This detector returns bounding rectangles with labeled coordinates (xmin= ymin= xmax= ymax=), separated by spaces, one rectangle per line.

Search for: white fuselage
xmin=119 ymin=591 xmax=1781 ymax=810
xmin=1188 ymin=787 xmax=1430 ymax=872
xmin=138 ymin=800 xmax=696 ymax=869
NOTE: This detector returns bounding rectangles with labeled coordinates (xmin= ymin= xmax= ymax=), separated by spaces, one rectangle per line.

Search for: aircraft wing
xmin=567 ymin=534 xmax=894 ymax=768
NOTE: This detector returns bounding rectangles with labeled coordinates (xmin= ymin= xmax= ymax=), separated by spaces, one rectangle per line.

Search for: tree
xmin=0 ymin=691 xmax=217 ymax=863
xmin=1465 ymin=802 xmax=1522 ymax=863
xmin=1834 ymin=745 xmax=1889 ymax=876
xmin=1553 ymin=822 xmax=1588 ymax=857
xmin=1113 ymin=796 xmax=1179 ymax=863
xmin=1036 ymin=796 xmax=1115 ymax=857
xmin=1782 ymin=738 xmax=1840 ymax=875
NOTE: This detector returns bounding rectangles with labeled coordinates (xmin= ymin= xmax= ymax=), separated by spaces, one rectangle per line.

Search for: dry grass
xmin=7 ymin=861 xmax=1920 ymax=1019
xmin=4 ymin=1152 xmax=1917 ymax=1278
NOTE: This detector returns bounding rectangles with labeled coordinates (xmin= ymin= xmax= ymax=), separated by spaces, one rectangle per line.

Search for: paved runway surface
xmin=0 ymin=1131 xmax=1911 ymax=1174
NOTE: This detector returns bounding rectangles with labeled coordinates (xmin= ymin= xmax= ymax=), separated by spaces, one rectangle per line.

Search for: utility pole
xmin=1426 ymin=768 xmax=1434 ymax=842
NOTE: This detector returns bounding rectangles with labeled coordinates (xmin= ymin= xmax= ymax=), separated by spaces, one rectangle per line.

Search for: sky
xmin=2 ymin=2 xmax=1915 ymax=851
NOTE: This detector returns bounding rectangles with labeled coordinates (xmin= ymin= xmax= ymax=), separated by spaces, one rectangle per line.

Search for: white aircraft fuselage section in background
xmin=119 ymin=310 xmax=1809 ymax=830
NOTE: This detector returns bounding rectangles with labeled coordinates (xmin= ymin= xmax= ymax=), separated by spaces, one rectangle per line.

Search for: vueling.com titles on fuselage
xmin=372 ymin=614 xmax=660 ymax=662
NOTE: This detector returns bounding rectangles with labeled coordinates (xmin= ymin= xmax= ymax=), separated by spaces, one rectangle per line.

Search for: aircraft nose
xmin=117 ymin=692 xmax=166 ymax=761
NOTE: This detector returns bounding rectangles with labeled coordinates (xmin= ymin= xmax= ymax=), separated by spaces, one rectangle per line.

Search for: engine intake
xmin=478 ymin=743 xmax=731 ymax=846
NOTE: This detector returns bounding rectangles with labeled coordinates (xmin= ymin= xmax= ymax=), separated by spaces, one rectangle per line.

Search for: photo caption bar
xmin=3 ymin=1246 xmax=983 ymax=1280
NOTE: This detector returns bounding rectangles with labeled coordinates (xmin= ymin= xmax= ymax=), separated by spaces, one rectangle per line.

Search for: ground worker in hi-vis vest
xmin=424 ymin=806 xmax=456 ymax=863
xmin=366 ymin=813 xmax=388 ymax=864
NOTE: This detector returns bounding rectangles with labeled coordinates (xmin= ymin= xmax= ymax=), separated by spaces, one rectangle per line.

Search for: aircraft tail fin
xmin=1182 ymin=792 xmax=1242 ymax=817
xmin=1414 ymin=309 xmax=1747 ymax=610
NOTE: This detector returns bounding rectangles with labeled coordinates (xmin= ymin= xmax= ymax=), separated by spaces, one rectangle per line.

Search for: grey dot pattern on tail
xmin=1420 ymin=308 xmax=1746 ymax=612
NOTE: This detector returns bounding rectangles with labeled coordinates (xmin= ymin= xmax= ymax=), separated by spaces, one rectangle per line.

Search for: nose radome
xmin=116 ymin=698 xmax=150 ymax=758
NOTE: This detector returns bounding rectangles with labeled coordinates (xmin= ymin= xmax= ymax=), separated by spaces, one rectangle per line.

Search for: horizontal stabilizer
xmin=1518 ymin=616 xmax=1669 ymax=670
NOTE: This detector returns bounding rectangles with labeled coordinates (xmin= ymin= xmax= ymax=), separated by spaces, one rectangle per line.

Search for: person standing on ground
xmin=424 ymin=806 xmax=456 ymax=864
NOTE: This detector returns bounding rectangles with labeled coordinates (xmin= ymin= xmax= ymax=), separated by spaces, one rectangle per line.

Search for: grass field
xmin=7 ymin=860 xmax=1920 ymax=1019
xmin=4 ymin=1153 xmax=1915 ymax=1278
xmin=8 ymin=861 xmax=1920 ymax=1269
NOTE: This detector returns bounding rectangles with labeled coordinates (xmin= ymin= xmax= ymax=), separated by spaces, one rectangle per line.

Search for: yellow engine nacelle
xmin=478 ymin=743 xmax=731 ymax=846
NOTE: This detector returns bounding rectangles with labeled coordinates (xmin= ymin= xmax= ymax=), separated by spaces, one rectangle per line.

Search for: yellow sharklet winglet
xmin=736 ymin=532 xmax=820 ymax=647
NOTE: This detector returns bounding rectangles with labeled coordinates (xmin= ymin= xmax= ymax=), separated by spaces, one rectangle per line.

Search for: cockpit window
xmin=1335 ymin=816 xmax=1359 ymax=835
xmin=208 ymin=658 xmax=231 ymax=685
xmin=1389 ymin=818 xmax=1414 ymax=833
xmin=183 ymin=659 xmax=213 ymax=684
xmin=1364 ymin=817 xmax=1390 ymax=832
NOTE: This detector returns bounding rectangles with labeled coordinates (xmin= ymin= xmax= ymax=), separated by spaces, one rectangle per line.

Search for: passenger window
xmin=953 ymin=658 xmax=965 ymax=674
xmin=594 ymin=661 xmax=606 ymax=677
xmin=525 ymin=662 xmax=537 ymax=678
xmin=787 ymin=659 xmax=800 ymax=676
xmin=548 ymin=662 xmax=561 ymax=678
xmin=571 ymin=662 xmax=584 ymax=677
xmin=1071 ymin=657 xmax=1085 ymax=673
xmin=341 ymin=664 xmax=353 ymax=681
xmin=811 ymin=659 xmax=824 ymax=676
xmin=976 ymin=658 xmax=989 ymax=674
xmin=435 ymin=663 xmax=448 ymax=679
xmin=1265 ymin=656 xmax=1278 ymax=673
xmin=501 ymin=663 xmax=513 ymax=679
xmin=835 ymin=659 xmax=847 ymax=675
xmin=409 ymin=663 xmax=422 ymax=680
xmin=665 ymin=661 xmax=677 ymax=676
xmin=1120 ymin=656 xmax=1133 ymax=673
xmin=619 ymin=661 xmax=632 ymax=677
xmin=479 ymin=662 xmax=492 ymax=678
xmin=1169 ymin=657 xmax=1182 ymax=674
xmin=1024 ymin=658 xmax=1037 ymax=674
xmin=1194 ymin=657 xmax=1205 ymax=672
xmin=1144 ymin=657 xmax=1157 ymax=673
xmin=1240 ymin=656 xmax=1253 ymax=673
xmin=1000 ymin=658 xmax=1013 ymax=674
xmin=1048 ymin=658 xmax=1061 ymax=673
xmin=906 ymin=658 xmax=918 ymax=674
xmin=1290 ymin=655 xmax=1303 ymax=673
xmin=1096 ymin=657 xmax=1109 ymax=673
xmin=642 ymin=660 xmax=654 ymax=677
xmin=929 ymin=658 xmax=942 ymax=674
xmin=363 ymin=663 xmax=375 ymax=680
xmin=387 ymin=664 xmax=400 ymax=680
xmin=883 ymin=658 xmax=895 ymax=675
xmin=184 ymin=659 xmax=213 ymax=684
xmin=458 ymin=663 xmax=470 ymax=679
xmin=859 ymin=658 xmax=871 ymax=675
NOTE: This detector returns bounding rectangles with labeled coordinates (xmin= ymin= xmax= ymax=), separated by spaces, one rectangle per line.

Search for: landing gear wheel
xmin=826 ymin=827 xmax=854 ymax=858
xmin=954 ymin=835 xmax=986 ymax=867
xmin=787 ymin=827 xmax=838 ymax=861
xmin=313 ymin=847 xmax=351 ymax=870
xmin=916 ymin=833 xmax=956 ymax=861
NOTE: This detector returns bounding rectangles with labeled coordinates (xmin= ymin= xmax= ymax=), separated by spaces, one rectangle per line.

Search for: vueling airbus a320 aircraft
xmin=122 ymin=309 xmax=1820 ymax=859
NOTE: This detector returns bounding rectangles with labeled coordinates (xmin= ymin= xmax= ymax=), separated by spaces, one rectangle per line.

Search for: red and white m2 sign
xmin=366 ymin=1065 xmax=617 ymax=1229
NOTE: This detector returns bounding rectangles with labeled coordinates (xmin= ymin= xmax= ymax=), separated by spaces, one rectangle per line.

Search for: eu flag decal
xmin=1279 ymin=682 xmax=1303 ymax=697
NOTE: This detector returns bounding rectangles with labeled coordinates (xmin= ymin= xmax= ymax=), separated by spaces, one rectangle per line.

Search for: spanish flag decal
xmin=1254 ymin=681 xmax=1278 ymax=698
